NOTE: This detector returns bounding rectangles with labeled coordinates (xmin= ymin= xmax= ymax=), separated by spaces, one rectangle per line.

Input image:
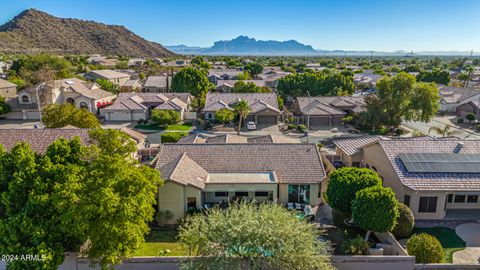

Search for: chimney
xmin=453 ymin=142 xmax=464 ymax=154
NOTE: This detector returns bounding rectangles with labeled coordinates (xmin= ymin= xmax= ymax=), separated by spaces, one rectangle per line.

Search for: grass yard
xmin=411 ymin=227 xmax=466 ymax=263
xmin=165 ymin=122 xmax=192 ymax=131
xmin=134 ymin=123 xmax=164 ymax=131
xmin=133 ymin=229 xmax=188 ymax=257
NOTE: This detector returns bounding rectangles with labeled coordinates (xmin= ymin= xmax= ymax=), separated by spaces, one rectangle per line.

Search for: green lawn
xmin=134 ymin=123 xmax=164 ymax=131
xmin=411 ymin=227 xmax=466 ymax=263
xmin=133 ymin=229 xmax=188 ymax=256
xmin=165 ymin=122 xmax=192 ymax=131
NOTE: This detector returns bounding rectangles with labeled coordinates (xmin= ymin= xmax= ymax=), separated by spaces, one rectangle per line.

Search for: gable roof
xmin=144 ymin=76 xmax=170 ymax=88
xmin=374 ymin=139 xmax=480 ymax=191
xmin=334 ymin=136 xmax=390 ymax=156
xmin=0 ymin=129 xmax=90 ymax=154
xmin=178 ymin=134 xmax=300 ymax=144
xmin=0 ymin=78 xmax=16 ymax=88
xmin=438 ymin=86 xmax=480 ymax=104
xmin=155 ymin=143 xmax=325 ymax=185
xmin=104 ymin=92 xmax=190 ymax=111
xmin=88 ymin=70 xmax=130 ymax=80
xmin=296 ymin=96 xmax=365 ymax=115
xmin=204 ymin=93 xmax=279 ymax=113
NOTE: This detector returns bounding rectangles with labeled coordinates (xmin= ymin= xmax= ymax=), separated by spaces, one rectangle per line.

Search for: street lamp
xmin=34 ymin=82 xmax=45 ymax=128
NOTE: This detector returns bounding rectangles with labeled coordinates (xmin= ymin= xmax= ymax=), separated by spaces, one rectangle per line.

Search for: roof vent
xmin=65 ymin=80 xmax=75 ymax=85
xmin=453 ymin=142 xmax=464 ymax=153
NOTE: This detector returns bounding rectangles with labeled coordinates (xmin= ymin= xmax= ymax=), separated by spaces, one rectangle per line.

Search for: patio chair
xmin=287 ymin=202 xmax=294 ymax=210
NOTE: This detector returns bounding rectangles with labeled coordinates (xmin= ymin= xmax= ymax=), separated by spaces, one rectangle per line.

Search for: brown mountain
xmin=0 ymin=9 xmax=174 ymax=57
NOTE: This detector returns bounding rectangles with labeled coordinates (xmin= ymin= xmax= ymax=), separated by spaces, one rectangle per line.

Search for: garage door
xmin=245 ymin=115 xmax=255 ymax=122
xmin=257 ymin=115 xmax=278 ymax=124
xmin=309 ymin=116 xmax=330 ymax=126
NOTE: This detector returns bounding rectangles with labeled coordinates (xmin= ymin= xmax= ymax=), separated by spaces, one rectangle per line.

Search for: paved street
xmin=403 ymin=116 xmax=480 ymax=140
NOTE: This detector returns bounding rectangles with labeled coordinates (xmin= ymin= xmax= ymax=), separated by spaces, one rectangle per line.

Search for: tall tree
xmin=233 ymin=81 xmax=271 ymax=93
xmin=179 ymin=202 xmax=333 ymax=270
xmin=0 ymin=96 xmax=11 ymax=115
xmin=42 ymin=104 xmax=100 ymax=128
xmin=244 ymin=62 xmax=263 ymax=76
xmin=277 ymin=70 xmax=354 ymax=97
xmin=233 ymin=99 xmax=251 ymax=135
xmin=428 ymin=125 xmax=459 ymax=137
xmin=0 ymin=129 xmax=162 ymax=269
xmin=171 ymin=67 xmax=211 ymax=108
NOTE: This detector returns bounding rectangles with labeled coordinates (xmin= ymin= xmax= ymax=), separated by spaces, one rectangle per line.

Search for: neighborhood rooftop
xmin=203 ymin=92 xmax=280 ymax=113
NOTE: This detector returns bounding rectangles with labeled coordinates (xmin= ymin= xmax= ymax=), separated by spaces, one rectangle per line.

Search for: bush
xmin=466 ymin=113 xmax=476 ymax=123
xmin=351 ymin=186 xmax=399 ymax=233
xmin=137 ymin=119 xmax=145 ymax=125
xmin=161 ymin=132 xmax=187 ymax=143
xmin=407 ymin=233 xmax=444 ymax=263
xmin=391 ymin=203 xmax=415 ymax=238
xmin=297 ymin=124 xmax=307 ymax=132
xmin=152 ymin=110 xmax=181 ymax=126
xmin=288 ymin=124 xmax=297 ymax=130
xmin=155 ymin=210 xmax=174 ymax=226
xmin=326 ymin=167 xmax=382 ymax=213
xmin=342 ymin=236 xmax=370 ymax=255
xmin=457 ymin=118 xmax=464 ymax=124
xmin=332 ymin=208 xmax=351 ymax=227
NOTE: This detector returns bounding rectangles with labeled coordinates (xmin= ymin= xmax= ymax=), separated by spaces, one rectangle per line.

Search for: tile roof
xmin=216 ymin=80 xmax=266 ymax=88
xmin=0 ymin=129 xmax=90 ymax=154
xmin=334 ymin=136 xmax=389 ymax=156
xmin=144 ymin=76 xmax=170 ymax=88
xmin=155 ymin=143 xmax=325 ymax=185
xmin=178 ymin=134 xmax=300 ymax=144
xmin=204 ymin=93 xmax=280 ymax=113
xmin=59 ymin=78 xmax=114 ymax=100
xmin=296 ymin=96 xmax=365 ymax=116
xmin=0 ymin=78 xmax=16 ymax=88
xmin=104 ymin=93 xmax=190 ymax=111
xmin=376 ymin=139 xmax=480 ymax=191
xmin=247 ymin=134 xmax=301 ymax=144
xmin=88 ymin=70 xmax=130 ymax=80
xmin=438 ymin=86 xmax=480 ymax=104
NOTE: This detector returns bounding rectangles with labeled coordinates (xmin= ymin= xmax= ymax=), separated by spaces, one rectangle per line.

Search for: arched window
xmin=21 ymin=95 xmax=29 ymax=103
xmin=66 ymin=98 xmax=75 ymax=105
xmin=79 ymin=102 xmax=89 ymax=109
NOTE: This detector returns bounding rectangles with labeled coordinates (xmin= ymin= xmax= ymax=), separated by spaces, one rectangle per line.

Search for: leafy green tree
xmin=179 ymin=202 xmax=333 ymax=270
xmin=161 ymin=132 xmax=187 ymax=143
xmin=375 ymin=72 xmax=440 ymax=126
xmin=465 ymin=113 xmax=476 ymax=123
xmin=151 ymin=109 xmax=181 ymax=126
xmin=115 ymin=61 xmax=128 ymax=69
xmin=244 ymin=62 xmax=263 ymax=76
xmin=233 ymin=99 xmax=251 ymax=135
xmin=95 ymin=78 xmax=120 ymax=94
xmin=10 ymin=54 xmax=74 ymax=86
xmin=42 ymin=104 xmax=100 ymax=128
xmin=351 ymin=186 xmax=399 ymax=240
xmin=233 ymin=81 xmax=271 ymax=93
xmin=277 ymin=95 xmax=284 ymax=110
xmin=236 ymin=71 xmax=252 ymax=80
xmin=0 ymin=96 xmax=11 ymax=115
xmin=391 ymin=203 xmax=415 ymax=238
xmin=277 ymin=70 xmax=354 ymax=97
xmin=407 ymin=233 xmax=444 ymax=263
xmin=0 ymin=129 xmax=162 ymax=269
xmin=457 ymin=72 xmax=470 ymax=87
xmin=214 ymin=108 xmax=235 ymax=124
xmin=416 ymin=69 xmax=450 ymax=85
xmin=171 ymin=67 xmax=211 ymax=108
xmin=326 ymin=167 xmax=382 ymax=214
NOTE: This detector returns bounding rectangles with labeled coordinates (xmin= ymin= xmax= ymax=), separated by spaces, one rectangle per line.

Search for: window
xmin=447 ymin=194 xmax=453 ymax=203
xmin=235 ymin=192 xmax=248 ymax=197
xmin=66 ymin=97 xmax=75 ymax=105
xmin=288 ymin=185 xmax=310 ymax=204
xmin=79 ymin=102 xmax=89 ymax=109
xmin=214 ymin=192 xmax=228 ymax=197
xmin=255 ymin=191 xmax=269 ymax=197
xmin=467 ymin=195 xmax=479 ymax=203
xmin=187 ymin=197 xmax=196 ymax=210
xmin=21 ymin=95 xmax=29 ymax=103
xmin=418 ymin=197 xmax=437 ymax=213
xmin=404 ymin=195 xmax=411 ymax=207
xmin=454 ymin=195 xmax=466 ymax=203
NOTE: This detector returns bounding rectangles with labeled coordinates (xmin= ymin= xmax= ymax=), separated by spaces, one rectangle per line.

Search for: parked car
xmin=247 ymin=121 xmax=256 ymax=130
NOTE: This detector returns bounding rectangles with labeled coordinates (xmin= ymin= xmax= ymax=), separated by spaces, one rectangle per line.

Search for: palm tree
xmin=428 ymin=125 xmax=459 ymax=138
xmin=464 ymin=66 xmax=475 ymax=88
xmin=233 ymin=99 xmax=250 ymax=135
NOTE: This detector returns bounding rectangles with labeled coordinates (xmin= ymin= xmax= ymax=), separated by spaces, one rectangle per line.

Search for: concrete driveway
xmin=456 ymin=223 xmax=480 ymax=247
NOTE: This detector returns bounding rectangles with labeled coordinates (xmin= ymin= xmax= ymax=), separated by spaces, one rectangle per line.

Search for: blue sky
xmin=1 ymin=0 xmax=479 ymax=51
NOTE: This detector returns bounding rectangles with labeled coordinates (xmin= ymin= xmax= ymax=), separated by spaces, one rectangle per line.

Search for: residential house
xmin=178 ymin=134 xmax=300 ymax=144
xmin=85 ymin=70 xmax=131 ymax=86
xmin=162 ymin=59 xmax=190 ymax=67
xmin=203 ymin=93 xmax=281 ymax=124
xmin=457 ymin=101 xmax=480 ymax=119
xmin=215 ymin=80 xmax=267 ymax=93
xmin=438 ymin=86 xmax=480 ymax=113
xmin=102 ymin=92 xmax=191 ymax=121
xmin=334 ymin=136 xmax=480 ymax=220
xmin=293 ymin=96 xmax=365 ymax=126
xmin=7 ymin=78 xmax=115 ymax=120
xmin=120 ymin=80 xmax=142 ymax=92
xmin=142 ymin=76 xmax=171 ymax=93
xmin=208 ymin=69 xmax=243 ymax=84
xmin=128 ymin=58 xmax=146 ymax=66
xmin=87 ymin=56 xmax=119 ymax=67
xmin=0 ymin=78 xmax=17 ymax=99
xmin=354 ymin=72 xmax=384 ymax=89
xmin=155 ymin=143 xmax=326 ymax=223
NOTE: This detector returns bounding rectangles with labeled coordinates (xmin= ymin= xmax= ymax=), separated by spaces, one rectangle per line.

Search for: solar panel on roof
xmin=398 ymin=153 xmax=480 ymax=173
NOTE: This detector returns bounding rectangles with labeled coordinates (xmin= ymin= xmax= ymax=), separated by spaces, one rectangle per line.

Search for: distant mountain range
xmin=167 ymin=36 xmax=318 ymax=56
xmin=0 ymin=9 xmax=174 ymax=57
xmin=167 ymin=36 xmax=478 ymax=56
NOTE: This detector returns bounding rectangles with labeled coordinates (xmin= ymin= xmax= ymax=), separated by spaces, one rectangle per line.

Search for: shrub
xmin=466 ymin=113 xmax=476 ymax=123
xmin=152 ymin=110 xmax=181 ymax=126
xmin=332 ymin=208 xmax=351 ymax=227
xmin=407 ymin=233 xmax=444 ymax=263
xmin=161 ymin=132 xmax=187 ymax=143
xmin=326 ymin=167 xmax=382 ymax=213
xmin=342 ymin=236 xmax=370 ymax=255
xmin=288 ymin=124 xmax=297 ymax=130
xmin=155 ymin=210 xmax=174 ymax=226
xmin=214 ymin=108 xmax=235 ymax=124
xmin=351 ymin=186 xmax=399 ymax=233
xmin=457 ymin=118 xmax=464 ymax=124
xmin=137 ymin=119 xmax=145 ymax=125
xmin=391 ymin=203 xmax=415 ymax=238
xmin=297 ymin=124 xmax=307 ymax=132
